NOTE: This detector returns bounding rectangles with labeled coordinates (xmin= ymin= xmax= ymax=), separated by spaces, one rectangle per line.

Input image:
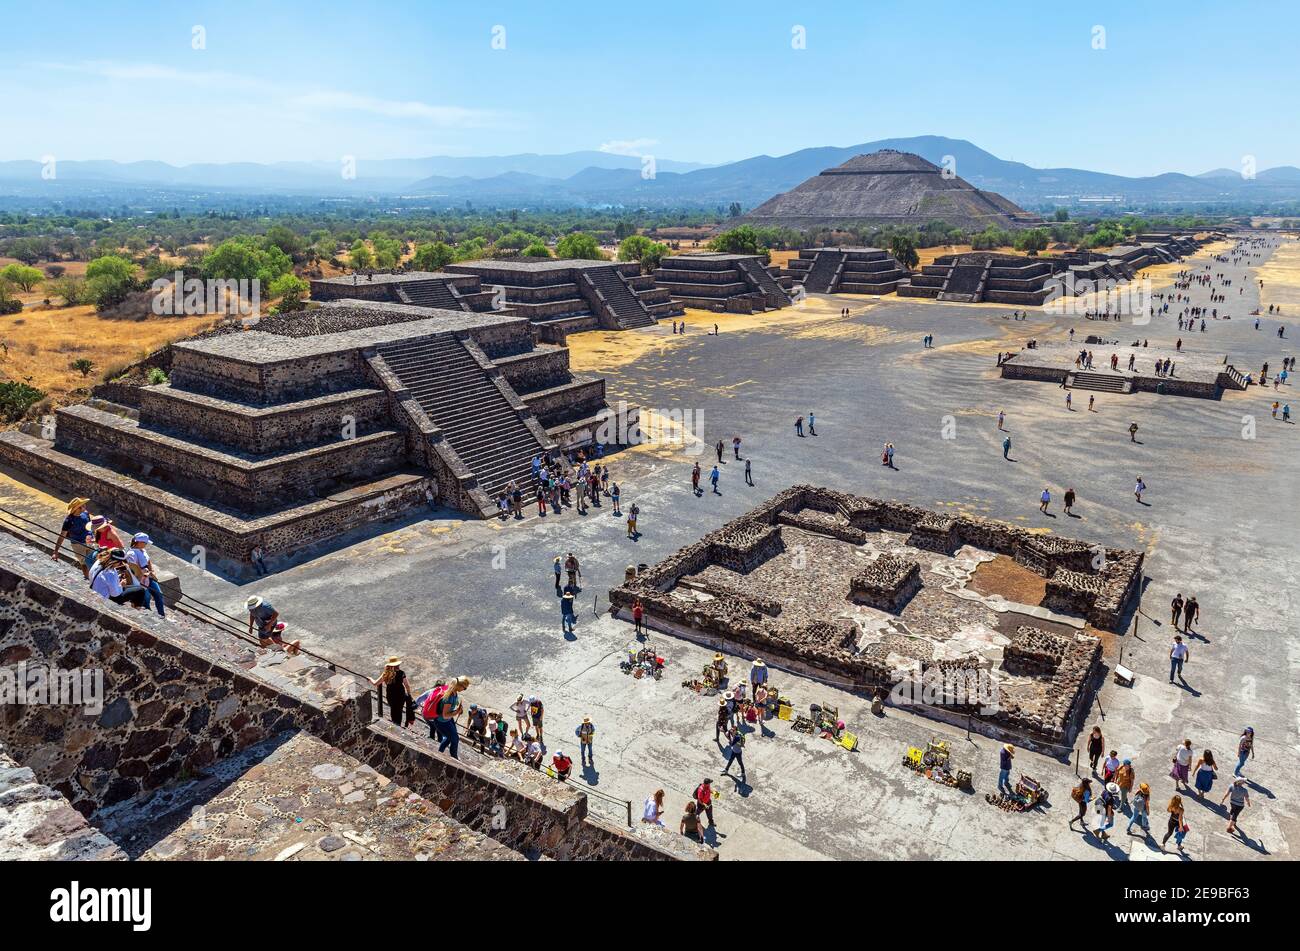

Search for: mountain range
xmin=2 ymin=136 xmax=1298 ymax=209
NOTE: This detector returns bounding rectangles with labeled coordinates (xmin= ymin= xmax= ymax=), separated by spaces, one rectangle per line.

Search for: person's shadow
xmin=581 ymin=762 xmax=599 ymax=784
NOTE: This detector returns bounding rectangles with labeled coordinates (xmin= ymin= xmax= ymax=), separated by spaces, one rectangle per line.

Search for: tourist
xmin=885 ymin=442 xmax=894 ymax=467
xmin=564 ymin=551 xmax=582 ymax=591
xmin=371 ymin=656 xmax=415 ymax=728
xmin=626 ymin=502 xmax=639 ymax=538
xmin=434 ymin=676 xmax=470 ymax=759
xmin=126 ymin=533 xmax=166 ymax=618
xmin=1002 ymin=435 xmax=1011 ymax=459
xmin=512 ymin=694 xmax=530 ymax=737
xmin=1171 ymin=739 xmax=1194 ymax=790
xmin=1171 ymin=592 xmax=1184 ymax=626
xmin=1066 ymin=391 xmax=1072 ymax=411
xmin=998 ymin=743 xmax=1014 ymax=794
xmin=561 ymin=590 xmax=576 ymax=635
xmin=722 ymin=726 xmax=746 ymax=783
xmin=524 ymin=733 xmax=544 ymax=768
xmin=245 ymin=596 xmax=298 ymax=653
xmin=749 ymin=658 xmax=769 ymax=697
xmin=694 ymin=778 xmax=716 ymax=828
xmin=1134 ymin=476 xmax=1146 ymax=504
xmin=528 ymin=695 xmax=545 ymax=743
xmin=611 ymin=482 xmax=622 ymax=515
xmin=996 ymin=410 xmax=1005 ymax=431
xmin=536 ymin=485 xmax=547 ymax=516
xmin=506 ymin=728 xmax=526 ymax=761
xmin=715 ymin=439 xmax=724 ymax=463
xmin=1221 ymin=777 xmax=1251 ymax=835
xmin=1069 ymin=778 xmax=1093 ymax=833
xmin=632 ymin=597 xmax=645 ymax=637
xmin=691 ymin=462 xmax=701 ymax=495
xmin=1182 ymin=595 xmax=1199 ymax=633
xmin=714 ymin=697 xmax=730 ymax=743
xmin=553 ymin=555 xmax=563 ymax=595
xmin=1086 ymin=726 xmax=1104 ymax=774
xmin=1169 ymin=635 xmax=1189 ymax=683
xmin=250 ymin=545 xmax=270 ymax=576
xmin=90 ymin=548 xmax=147 ymax=609
xmin=467 ymin=704 xmax=489 ymax=752
xmin=642 ymin=789 xmax=666 ymax=826
xmin=680 ymin=800 xmax=703 ymax=842
xmin=1115 ymin=758 xmax=1135 ymax=810
xmin=1234 ymin=727 xmax=1255 ymax=776
xmin=732 ymin=435 xmax=742 ymax=459
xmin=1096 ymin=782 xmax=1118 ymax=840
xmin=1161 ymin=795 xmax=1188 ymax=852
xmin=1039 ymin=487 xmax=1051 ymax=514
xmin=1088 ymin=394 xmax=1095 ymax=412
xmin=1192 ymin=749 xmax=1218 ymax=798
xmin=1101 ymin=749 xmax=1120 ymax=784
xmin=1128 ymin=421 xmax=1139 ymax=442
xmin=1126 ymin=783 xmax=1151 ymax=837
xmin=710 ymin=465 xmax=720 ymax=494
xmin=808 ymin=412 xmax=816 ymax=436
xmin=552 ymin=749 xmax=573 ymax=781
xmin=52 ymin=497 xmax=93 ymax=579
xmin=577 ymin=716 xmax=596 ymax=766
xmin=795 ymin=416 xmax=804 ymax=437
xmin=744 ymin=458 xmax=753 ymax=486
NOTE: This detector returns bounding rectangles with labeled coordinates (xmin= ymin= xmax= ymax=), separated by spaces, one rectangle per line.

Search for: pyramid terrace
xmin=650 ymin=252 xmax=793 ymax=312
xmin=0 ymin=300 xmax=631 ymax=571
xmin=781 ymin=247 xmax=911 ymax=295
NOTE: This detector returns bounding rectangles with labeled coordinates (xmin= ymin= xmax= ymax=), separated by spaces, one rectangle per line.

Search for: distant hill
xmin=2 ymin=137 xmax=1298 ymax=208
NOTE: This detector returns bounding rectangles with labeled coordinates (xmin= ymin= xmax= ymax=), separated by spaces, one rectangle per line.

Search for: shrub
xmin=0 ymin=380 xmax=46 ymax=422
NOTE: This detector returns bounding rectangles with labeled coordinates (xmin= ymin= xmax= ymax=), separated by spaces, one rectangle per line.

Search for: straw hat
xmin=713 ymin=652 xmax=724 ymax=662
xmin=384 ymin=656 xmax=401 ymax=668
xmin=582 ymin=716 xmax=591 ymax=723
xmin=1003 ymin=743 xmax=1014 ymax=753
xmin=245 ymin=595 xmax=263 ymax=610
xmin=89 ymin=515 xmax=108 ymax=529
xmin=718 ymin=698 xmax=727 ymax=707
xmin=1139 ymin=783 xmax=1150 ymax=794
xmin=66 ymin=497 xmax=90 ymax=514
xmin=1106 ymin=782 xmax=1120 ymax=795
xmin=752 ymin=659 xmax=766 ymax=668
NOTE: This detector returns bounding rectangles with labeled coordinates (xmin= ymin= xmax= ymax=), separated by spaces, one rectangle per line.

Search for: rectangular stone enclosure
xmin=610 ymin=486 xmax=1144 ymax=745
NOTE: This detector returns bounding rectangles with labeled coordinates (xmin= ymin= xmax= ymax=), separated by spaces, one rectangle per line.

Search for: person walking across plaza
xmin=1182 ymin=595 xmax=1199 ymax=633
xmin=1086 ymin=725 xmax=1105 ymax=774
xmin=1169 ymin=634 xmax=1189 ymax=683
xmin=1171 ymin=738 xmax=1194 ymax=791
xmin=561 ymin=590 xmax=576 ymax=635
xmin=1161 ymin=795 xmax=1187 ymax=852
xmin=1171 ymin=592 xmax=1184 ymax=626
xmin=1126 ymin=782 xmax=1151 ymax=838
xmin=1221 ymin=777 xmax=1251 ymax=836
xmin=552 ymin=555 xmax=563 ymax=595
xmin=1039 ymin=486 xmax=1051 ymax=514
xmin=722 ymin=726 xmax=746 ymax=783
xmin=694 ymin=778 xmax=715 ymax=828
xmin=744 ymin=457 xmax=753 ymax=486
xmin=577 ymin=716 xmax=596 ymax=767
xmin=1069 ymin=778 xmax=1093 ymax=833
xmin=1002 ymin=435 xmax=1011 ymax=460
xmin=1115 ymin=758 xmax=1135 ymax=810
xmin=1234 ymin=727 xmax=1255 ymax=776
xmin=710 ymin=465 xmax=720 ymax=495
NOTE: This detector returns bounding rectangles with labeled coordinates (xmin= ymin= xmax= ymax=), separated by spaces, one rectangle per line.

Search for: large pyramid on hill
xmin=739 ymin=150 xmax=1043 ymax=231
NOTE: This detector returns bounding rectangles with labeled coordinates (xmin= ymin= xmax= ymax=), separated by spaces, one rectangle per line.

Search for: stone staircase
xmin=938 ymin=261 xmax=990 ymax=302
xmin=734 ymin=256 xmax=792 ymax=307
xmin=580 ymin=267 xmax=656 ymax=329
xmin=375 ymin=334 xmax=545 ymax=499
xmin=395 ymin=279 xmax=468 ymax=311
xmin=1067 ymin=371 xmax=1131 ymax=394
xmin=802 ymin=250 xmax=845 ymax=293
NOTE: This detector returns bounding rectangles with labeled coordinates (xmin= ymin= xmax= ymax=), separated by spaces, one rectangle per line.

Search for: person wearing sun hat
xmin=1126 ymin=782 xmax=1151 ymax=837
xmin=998 ymin=744 xmax=1015 ymax=794
xmin=87 ymin=513 xmax=125 ymax=561
xmin=245 ymin=595 xmax=281 ymax=645
xmin=125 ymin=532 xmax=167 ymax=619
xmin=371 ymin=656 xmax=414 ymax=727
xmin=53 ymin=497 xmax=94 ymax=578
xmin=749 ymin=657 xmax=769 ymax=694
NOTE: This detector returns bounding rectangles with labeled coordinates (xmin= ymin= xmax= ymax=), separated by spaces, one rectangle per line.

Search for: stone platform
xmin=1000 ymin=342 xmax=1249 ymax=398
xmin=611 ymin=486 xmax=1145 ymax=745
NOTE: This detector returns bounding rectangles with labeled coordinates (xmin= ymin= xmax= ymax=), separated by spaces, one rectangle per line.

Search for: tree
xmin=728 ymin=202 xmax=743 ymax=218
xmin=70 ymin=358 xmax=96 ymax=378
xmin=267 ymin=273 xmax=309 ymax=312
xmin=613 ymin=221 xmax=635 ymax=240
xmin=888 ymin=235 xmax=920 ymax=270
xmin=555 ymin=232 xmax=603 ymax=260
xmin=709 ymin=226 xmax=764 ymax=255
xmin=202 ymin=238 xmax=292 ymax=286
xmin=521 ymin=242 xmax=552 ymax=258
xmin=1013 ymin=228 xmax=1050 ymax=255
xmin=617 ymin=235 xmax=669 ymax=272
xmin=349 ymin=241 xmax=375 ymax=270
xmin=0 ymin=263 xmax=44 ymax=292
xmin=44 ymin=264 xmax=66 ymax=279
xmin=84 ymin=255 xmax=137 ymax=310
xmin=1053 ymin=208 xmax=1070 ymax=222
xmin=412 ymin=241 xmax=455 ymax=271
xmin=46 ymin=276 xmax=90 ymax=307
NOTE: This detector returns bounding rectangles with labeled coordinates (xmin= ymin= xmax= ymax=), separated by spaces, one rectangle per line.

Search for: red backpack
xmin=420 ymin=684 xmax=449 ymax=721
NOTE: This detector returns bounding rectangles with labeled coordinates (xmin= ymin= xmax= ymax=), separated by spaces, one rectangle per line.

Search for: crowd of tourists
xmin=51 ymin=496 xmax=167 ymax=618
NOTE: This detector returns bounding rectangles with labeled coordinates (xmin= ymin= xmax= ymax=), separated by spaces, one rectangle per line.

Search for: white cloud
xmin=598 ymin=138 xmax=659 ymax=157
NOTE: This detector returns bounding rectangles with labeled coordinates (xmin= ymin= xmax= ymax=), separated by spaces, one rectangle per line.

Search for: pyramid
xmin=739 ymin=150 xmax=1043 ymax=232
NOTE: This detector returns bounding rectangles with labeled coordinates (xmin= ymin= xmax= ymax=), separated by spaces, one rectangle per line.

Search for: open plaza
xmin=2 ymin=228 xmax=1295 ymax=863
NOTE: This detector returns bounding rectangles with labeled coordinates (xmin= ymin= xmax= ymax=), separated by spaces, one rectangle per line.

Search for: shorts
xmin=1229 ymin=802 xmax=1244 ymax=821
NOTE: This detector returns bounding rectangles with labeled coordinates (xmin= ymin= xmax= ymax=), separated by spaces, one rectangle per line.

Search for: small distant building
xmin=781 ymin=247 xmax=910 ymax=295
xmin=650 ymin=252 xmax=793 ymax=312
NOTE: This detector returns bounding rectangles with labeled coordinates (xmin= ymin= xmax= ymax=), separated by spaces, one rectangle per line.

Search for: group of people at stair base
xmin=52 ymin=496 xmax=167 ymax=618
xmin=498 ymin=451 xmax=615 ymax=519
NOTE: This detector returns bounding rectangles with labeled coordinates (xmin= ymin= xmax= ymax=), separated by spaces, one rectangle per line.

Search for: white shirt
xmin=1175 ymin=745 xmax=1193 ymax=767
xmin=91 ymin=566 xmax=124 ymax=598
xmin=1171 ymin=642 xmax=1189 ymax=660
xmin=126 ymin=548 xmax=151 ymax=573
xmin=643 ymin=798 xmax=662 ymax=823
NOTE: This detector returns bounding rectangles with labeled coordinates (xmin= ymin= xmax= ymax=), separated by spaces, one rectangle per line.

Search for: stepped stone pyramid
xmin=782 ymin=247 xmax=910 ymax=295
xmin=445 ymin=258 xmax=681 ymax=338
xmin=650 ymin=252 xmax=794 ymax=312
xmin=311 ymin=269 xmax=503 ymax=312
xmin=740 ymin=150 xmax=1043 ymax=232
xmin=0 ymin=300 xmax=632 ymax=572
xmin=898 ymin=251 xmax=1061 ymax=304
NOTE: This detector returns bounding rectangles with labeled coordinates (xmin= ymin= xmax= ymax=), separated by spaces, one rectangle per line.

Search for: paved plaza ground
xmin=2 ymin=236 xmax=1296 ymax=861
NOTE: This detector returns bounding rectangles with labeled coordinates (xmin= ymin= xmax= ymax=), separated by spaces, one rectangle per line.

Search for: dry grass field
xmin=0 ymin=304 xmax=218 ymax=421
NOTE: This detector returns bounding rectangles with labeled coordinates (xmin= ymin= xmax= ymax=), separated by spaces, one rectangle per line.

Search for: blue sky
xmin=2 ymin=0 xmax=1296 ymax=175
